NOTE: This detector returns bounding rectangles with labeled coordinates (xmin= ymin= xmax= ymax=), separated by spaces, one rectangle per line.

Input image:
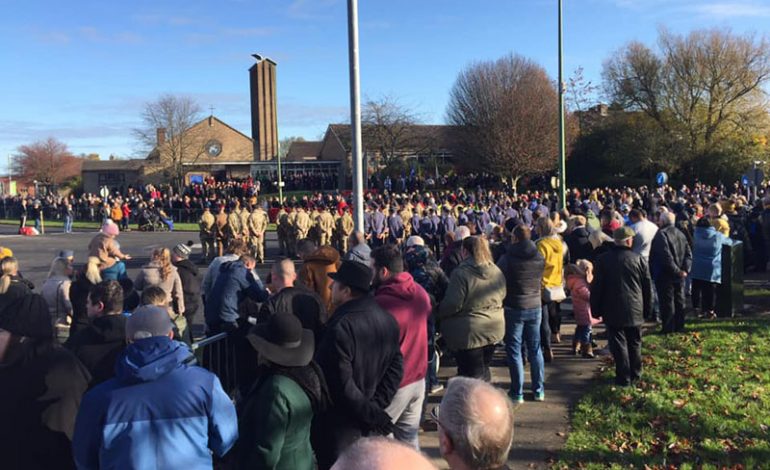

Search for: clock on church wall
xmin=205 ymin=139 xmax=223 ymax=157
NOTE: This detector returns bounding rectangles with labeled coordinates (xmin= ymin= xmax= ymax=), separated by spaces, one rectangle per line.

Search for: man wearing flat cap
xmin=312 ymin=260 xmax=403 ymax=470
xmin=590 ymin=226 xmax=653 ymax=387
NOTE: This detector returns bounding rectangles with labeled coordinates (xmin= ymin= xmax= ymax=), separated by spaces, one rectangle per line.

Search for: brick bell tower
xmin=249 ymin=54 xmax=278 ymax=161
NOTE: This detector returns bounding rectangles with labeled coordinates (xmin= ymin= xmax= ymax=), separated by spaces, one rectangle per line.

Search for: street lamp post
xmin=557 ymin=0 xmax=567 ymax=209
xmin=347 ymin=0 xmax=364 ymax=232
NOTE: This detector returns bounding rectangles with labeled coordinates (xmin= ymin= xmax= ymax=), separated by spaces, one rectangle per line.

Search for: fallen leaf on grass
xmin=556 ymin=431 xmax=566 ymax=437
xmin=673 ymin=399 xmax=687 ymax=409
xmin=620 ymin=395 xmax=633 ymax=405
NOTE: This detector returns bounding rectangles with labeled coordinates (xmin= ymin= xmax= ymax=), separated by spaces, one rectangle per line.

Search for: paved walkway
xmin=419 ymin=313 xmax=607 ymax=469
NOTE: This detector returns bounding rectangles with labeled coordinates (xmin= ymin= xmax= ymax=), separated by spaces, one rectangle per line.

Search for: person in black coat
xmin=591 ymin=227 xmax=653 ymax=387
xmin=312 ymin=260 xmax=403 ymax=470
xmin=0 ymin=257 xmax=33 ymax=313
xmin=171 ymin=242 xmax=201 ymax=327
xmin=649 ymin=212 xmax=692 ymax=334
xmin=69 ymin=260 xmax=101 ymax=336
xmin=257 ymin=258 xmax=325 ymax=343
xmin=564 ymin=216 xmax=593 ymax=263
xmin=0 ymin=294 xmax=91 ymax=470
xmin=64 ymin=280 xmax=126 ymax=386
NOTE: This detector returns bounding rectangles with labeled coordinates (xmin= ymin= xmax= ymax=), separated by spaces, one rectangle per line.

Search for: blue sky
xmin=1 ymin=0 xmax=769 ymax=166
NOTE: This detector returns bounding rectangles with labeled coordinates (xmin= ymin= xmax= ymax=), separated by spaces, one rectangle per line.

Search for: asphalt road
xmin=0 ymin=227 xmax=279 ymax=289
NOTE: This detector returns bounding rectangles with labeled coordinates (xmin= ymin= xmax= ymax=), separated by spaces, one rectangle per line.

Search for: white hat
xmin=406 ymin=235 xmax=425 ymax=247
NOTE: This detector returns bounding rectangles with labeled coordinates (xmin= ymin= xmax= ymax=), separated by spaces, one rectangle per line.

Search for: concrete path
xmin=418 ymin=316 xmax=606 ymax=469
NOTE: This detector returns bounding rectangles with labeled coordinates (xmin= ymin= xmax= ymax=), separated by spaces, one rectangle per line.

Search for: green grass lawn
xmin=557 ymin=317 xmax=770 ymax=469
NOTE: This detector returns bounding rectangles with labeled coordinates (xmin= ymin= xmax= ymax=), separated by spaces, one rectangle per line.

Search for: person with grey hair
xmin=72 ymin=305 xmax=238 ymax=469
xmin=650 ymin=210 xmax=692 ymax=334
xmin=344 ymin=230 xmax=371 ymax=266
xmin=436 ymin=377 xmax=515 ymax=470
xmin=331 ymin=437 xmax=437 ymax=470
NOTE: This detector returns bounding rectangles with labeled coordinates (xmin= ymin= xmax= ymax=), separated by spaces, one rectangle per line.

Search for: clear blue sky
xmin=1 ymin=0 xmax=768 ymax=165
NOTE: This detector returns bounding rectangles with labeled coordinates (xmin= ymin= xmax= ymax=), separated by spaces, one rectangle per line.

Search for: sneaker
xmin=510 ymin=394 xmax=524 ymax=404
xmin=534 ymin=392 xmax=545 ymax=402
xmin=429 ymin=384 xmax=444 ymax=395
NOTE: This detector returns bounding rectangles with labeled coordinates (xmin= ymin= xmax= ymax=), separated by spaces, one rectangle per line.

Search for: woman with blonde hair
xmin=134 ymin=248 xmax=185 ymax=318
xmin=438 ymin=236 xmax=506 ymax=381
xmin=41 ymin=257 xmax=74 ymax=328
xmin=0 ymin=257 xmax=32 ymax=312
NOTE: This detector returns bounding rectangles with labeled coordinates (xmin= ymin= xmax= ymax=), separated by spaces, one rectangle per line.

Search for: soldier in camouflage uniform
xmin=226 ymin=203 xmax=243 ymax=248
xmin=248 ymin=203 xmax=269 ymax=263
xmin=215 ymin=204 xmax=228 ymax=257
xmin=277 ymin=205 xmax=291 ymax=256
xmin=198 ymin=203 xmax=216 ymax=262
xmin=338 ymin=207 xmax=354 ymax=254
xmin=317 ymin=204 xmax=336 ymax=247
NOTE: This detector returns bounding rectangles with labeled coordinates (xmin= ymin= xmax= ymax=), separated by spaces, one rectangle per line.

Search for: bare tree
xmin=278 ymin=136 xmax=306 ymax=158
xmin=447 ymin=53 xmax=569 ymax=188
xmin=14 ymin=137 xmax=82 ymax=186
xmin=362 ymin=95 xmax=423 ymax=166
xmin=603 ymin=27 xmax=770 ymax=179
xmin=134 ymin=94 xmax=203 ymax=191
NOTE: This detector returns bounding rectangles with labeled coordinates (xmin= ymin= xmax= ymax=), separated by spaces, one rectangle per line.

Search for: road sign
xmin=100 ymin=186 xmax=109 ymax=199
xmin=741 ymin=174 xmax=751 ymax=187
xmin=751 ymin=168 xmax=765 ymax=186
xmin=656 ymin=172 xmax=668 ymax=186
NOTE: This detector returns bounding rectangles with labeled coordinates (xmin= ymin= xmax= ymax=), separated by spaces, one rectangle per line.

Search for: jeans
xmin=657 ymin=279 xmax=686 ymax=333
xmin=426 ymin=319 xmax=439 ymax=389
xmin=574 ymin=324 xmax=592 ymax=344
xmin=121 ymin=215 xmax=129 ymax=230
xmin=64 ymin=215 xmax=73 ymax=233
xmin=34 ymin=218 xmax=41 ymax=232
xmin=607 ymin=326 xmax=642 ymax=386
xmin=385 ymin=378 xmax=425 ymax=449
xmin=454 ymin=344 xmax=495 ymax=381
xmin=504 ymin=307 xmax=544 ymax=398
xmin=101 ymin=261 xmax=127 ymax=281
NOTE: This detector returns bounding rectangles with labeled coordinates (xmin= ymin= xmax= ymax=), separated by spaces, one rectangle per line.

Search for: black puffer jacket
xmin=565 ymin=226 xmax=592 ymax=263
xmin=173 ymin=259 xmax=200 ymax=322
xmin=64 ymin=314 xmax=127 ymax=386
xmin=591 ymin=245 xmax=653 ymax=328
xmin=496 ymin=240 xmax=545 ymax=310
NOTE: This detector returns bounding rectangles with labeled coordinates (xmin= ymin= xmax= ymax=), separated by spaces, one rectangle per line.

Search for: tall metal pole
xmin=557 ymin=0 xmax=567 ymax=209
xmin=347 ymin=0 xmax=364 ymax=232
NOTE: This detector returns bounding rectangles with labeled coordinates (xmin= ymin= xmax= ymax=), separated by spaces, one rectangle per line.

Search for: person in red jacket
xmin=121 ymin=202 xmax=131 ymax=231
xmin=372 ymin=245 xmax=432 ymax=450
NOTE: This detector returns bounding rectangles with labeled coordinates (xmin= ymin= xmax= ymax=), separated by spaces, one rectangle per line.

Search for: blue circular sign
xmin=656 ymin=172 xmax=668 ymax=186
xmin=741 ymin=174 xmax=750 ymax=187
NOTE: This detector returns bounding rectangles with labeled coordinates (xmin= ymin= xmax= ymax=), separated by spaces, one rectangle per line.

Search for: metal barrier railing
xmin=192 ymin=332 xmax=238 ymax=396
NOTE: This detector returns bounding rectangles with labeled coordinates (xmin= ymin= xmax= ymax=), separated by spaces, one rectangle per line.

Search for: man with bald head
xmin=257 ymin=258 xmax=325 ymax=342
xmin=437 ymin=377 xmax=514 ymax=470
xmin=344 ymin=230 xmax=371 ymax=266
xmin=331 ymin=437 xmax=437 ymax=470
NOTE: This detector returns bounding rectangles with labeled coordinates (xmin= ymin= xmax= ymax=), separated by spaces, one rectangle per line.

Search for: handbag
xmin=543 ymin=285 xmax=567 ymax=303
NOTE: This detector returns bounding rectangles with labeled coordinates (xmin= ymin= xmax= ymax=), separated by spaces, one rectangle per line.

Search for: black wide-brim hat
xmin=246 ymin=314 xmax=314 ymax=367
xmin=328 ymin=259 xmax=373 ymax=292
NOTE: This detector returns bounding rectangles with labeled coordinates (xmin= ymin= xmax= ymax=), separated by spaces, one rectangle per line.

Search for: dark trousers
xmin=311 ymin=411 xmax=364 ymax=470
xmin=691 ymin=279 xmax=716 ymax=312
xmin=607 ymin=326 xmax=642 ymax=386
xmin=657 ymin=279 xmax=686 ymax=333
xmin=548 ymin=301 xmax=562 ymax=335
xmin=540 ymin=302 xmax=553 ymax=350
xmin=454 ymin=344 xmax=495 ymax=382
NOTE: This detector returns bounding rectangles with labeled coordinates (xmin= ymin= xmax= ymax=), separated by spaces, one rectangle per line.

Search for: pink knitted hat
xmin=101 ymin=221 xmax=119 ymax=236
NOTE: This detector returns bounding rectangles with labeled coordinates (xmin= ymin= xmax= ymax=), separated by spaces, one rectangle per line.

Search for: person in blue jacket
xmin=204 ymin=254 xmax=269 ymax=334
xmin=690 ymin=217 xmax=732 ymax=319
xmin=72 ymin=305 xmax=238 ymax=470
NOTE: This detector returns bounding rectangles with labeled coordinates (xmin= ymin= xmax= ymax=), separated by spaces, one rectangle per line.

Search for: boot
xmin=571 ymin=338 xmax=580 ymax=355
xmin=581 ymin=343 xmax=595 ymax=359
xmin=553 ymin=333 xmax=562 ymax=344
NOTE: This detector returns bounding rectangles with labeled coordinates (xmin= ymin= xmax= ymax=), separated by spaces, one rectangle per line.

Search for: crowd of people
xmin=0 ymin=175 xmax=764 ymax=469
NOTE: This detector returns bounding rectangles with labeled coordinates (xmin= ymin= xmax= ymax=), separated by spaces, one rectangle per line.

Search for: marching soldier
xmin=198 ymin=203 xmax=216 ymax=262
xmin=226 ymin=202 xmax=243 ymax=248
xmin=215 ymin=204 xmax=228 ymax=257
xmin=248 ymin=203 xmax=269 ymax=263
xmin=338 ymin=207 xmax=354 ymax=254
xmin=294 ymin=204 xmax=312 ymax=245
xmin=287 ymin=204 xmax=300 ymax=257
xmin=277 ymin=205 xmax=291 ymax=257
xmin=317 ymin=204 xmax=336 ymax=247
xmin=239 ymin=204 xmax=251 ymax=245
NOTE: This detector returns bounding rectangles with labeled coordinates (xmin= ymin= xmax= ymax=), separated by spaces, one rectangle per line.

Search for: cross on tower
xmin=209 ymin=105 xmax=215 ymax=116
